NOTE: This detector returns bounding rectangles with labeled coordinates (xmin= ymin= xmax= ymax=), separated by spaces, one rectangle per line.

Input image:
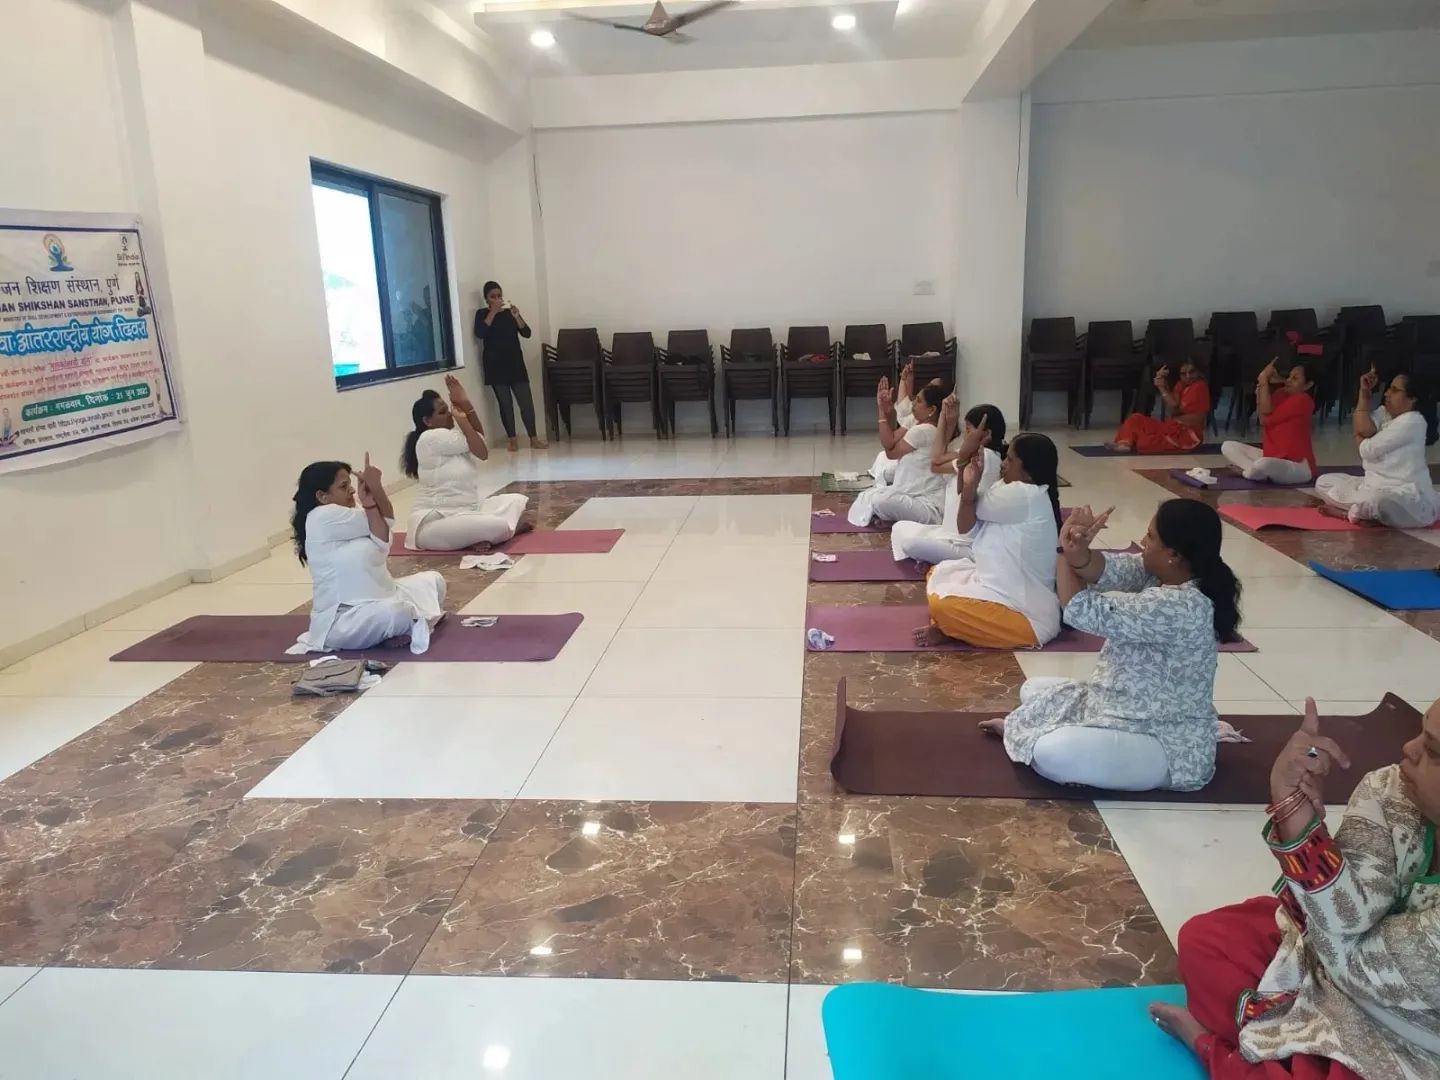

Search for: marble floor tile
xmin=458 ymin=580 xmax=643 ymax=627
xmin=492 ymin=545 xmax=669 ymax=584
xmin=651 ymin=538 xmax=810 ymax=582
xmin=625 ymin=572 xmax=809 ymax=629
xmin=583 ymin=628 xmax=803 ymax=698
xmin=0 ymin=695 xmax=140 ymax=783
xmin=246 ymin=696 xmax=574 ymax=800
xmin=414 ymin=800 xmax=795 ymax=981
xmin=519 ymin=697 xmax=801 ymax=803
xmin=348 ymin=976 xmax=789 ymax=1080
xmin=0 ymin=967 xmax=400 ymax=1079
xmin=678 ymin=494 xmax=814 ymax=545
xmin=555 ymin=495 xmax=698 ymax=538
xmin=1017 ymin=652 xmax=1282 ymax=703
xmin=790 ymin=797 xmax=1177 ymax=992
xmin=1240 ymin=626 xmax=1440 ymax=701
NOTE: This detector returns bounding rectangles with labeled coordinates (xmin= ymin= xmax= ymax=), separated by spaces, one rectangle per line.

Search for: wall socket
xmin=913 ymin=280 xmax=935 ymax=296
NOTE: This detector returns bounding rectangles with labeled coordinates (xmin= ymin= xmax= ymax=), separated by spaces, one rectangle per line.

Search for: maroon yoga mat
xmin=807 ymin=544 xmax=1142 ymax=583
xmin=1169 ymin=466 xmax=1361 ymax=491
xmin=828 ymin=677 xmax=1418 ymax=804
xmin=810 ymin=514 xmax=889 ymax=535
xmin=804 ymin=604 xmax=1257 ymax=653
xmin=389 ymin=529 xmax=623 ymax=555
xmin=109 ymin=613 xmax=584 ymax=664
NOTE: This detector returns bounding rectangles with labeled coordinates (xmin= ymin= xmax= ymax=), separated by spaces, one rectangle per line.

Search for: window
xmin=311 ymin=162 xmax=455 ymax=389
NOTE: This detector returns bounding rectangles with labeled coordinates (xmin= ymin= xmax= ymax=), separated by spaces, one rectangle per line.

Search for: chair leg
xmin=771 ymin=384 xmax=779 ymax=437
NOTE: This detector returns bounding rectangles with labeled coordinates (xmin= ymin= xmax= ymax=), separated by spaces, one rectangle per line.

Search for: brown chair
xmin=720 ymin=328 xmax=779 ymax=437
xmin=898 ymin=322 xmax=957 ymax=389
xmin=1081 ymin=320 xmax=1143 ymax=428
xmin=1203 ymin=311 xmax=1261 ymax=432
xmin=602 ymin=331 xmax=662 ymax=438
xmin=1266 ymin=308 xmax=1320 ymax=340
xmin=780 ymin=326 xmax=838 ymax=436
xmin=838 ymin=324 xmax=897 ymax=434
xmin=1132 ymin=318 xmax=1202 ymax=418
xmin=541 ymin=327 xmax=605 ymax=440
xmin=657 ymin=329 xmax=718 ymax=438
xmin=1326 ymin=306 xmax=1388 ymax=420
xmin=1021 ymin=316 xmax=1083 ymax=427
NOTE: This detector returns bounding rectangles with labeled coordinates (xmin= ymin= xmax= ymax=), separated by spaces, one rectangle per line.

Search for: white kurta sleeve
xmin=417 ymin=426 xmax=472 ymax=467
xmin=975 ymin=482 xmax=1031 ymax=525
xmin=307 ymin=504 xmax=373 ymax=542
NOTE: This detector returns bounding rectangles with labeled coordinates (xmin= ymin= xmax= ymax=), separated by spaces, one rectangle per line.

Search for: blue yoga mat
xmin=822 ymin=983 xmax=1205 ymax=1080
xmin=1310 ymin=563 xmax=1440 ymax=610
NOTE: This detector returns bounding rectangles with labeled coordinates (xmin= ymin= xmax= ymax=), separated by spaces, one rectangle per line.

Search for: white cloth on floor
xmin=1221 ymin=441 xmax=1313 ymax=484
xmin=890 ymin=446 xmax=1001 ymax=561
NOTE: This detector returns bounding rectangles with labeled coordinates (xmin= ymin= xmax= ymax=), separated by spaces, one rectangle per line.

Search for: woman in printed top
xmin=1151 ymin=696 xmax=1440 ymax=1080
xmin=1221 ymin=358 xmax=1318 ymax=484
xmin=846 ymin=379 xmax=950 ymax=527
xmin=1107 ymin=360 xmax=1212 ymax=454
xmin=1315 ymin=367 xmax=1440 ymax=528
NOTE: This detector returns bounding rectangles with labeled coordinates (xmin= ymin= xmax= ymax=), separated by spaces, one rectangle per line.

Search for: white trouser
xmin=325 ymin=570 xmax=447 ymax=654
xmin=869 ymin=489 xmax=941 ymax=526
xmin=890 ymin=520 xmax=970 ymax=564
xmin=413 ymin=493 xmax=528 ymax=549
xmin=1019 ymin=678 xmax=1171 ymax=792
xmin=1314 ymin=474 xmax=1440 ymax=529
xmin=869 ymin=449 xmax=897 ymax=485
xmin=1220 ymin=441 xmax=1312 ymax=484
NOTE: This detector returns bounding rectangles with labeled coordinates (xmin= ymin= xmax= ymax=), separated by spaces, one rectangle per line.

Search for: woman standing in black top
xmin=474 ymin=280 xmax=546 ymax=451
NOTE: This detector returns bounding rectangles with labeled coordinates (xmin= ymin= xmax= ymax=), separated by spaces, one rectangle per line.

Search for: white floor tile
xmin=784 ymin=984 xmax=836 ymax=1080
xmin=460 ymin=580 xmax=642 ymax=627
xmin=519 ymin=697 xmax=800 ymax=802
xmin=678 ymin=494 xmax=813 ymax=545
xmin=652 ymin=539 xmax=810 ymax=582
xmin=0 ymin=967 xmax=400 ymax=1080
xmin=1016 ymin=652 xmax=1281 ymax=702
xmin=247 ymin=695 xmax=574 ymax=800
xmin=101 ymin=583 xmax=311 ymax=632
xmin=1240 ymin=575 xmax=1397 ymax=630
xmin=223 ymin=550 xmax=313 ymax=585
xmin=346 ymin=976 xmax=788 ymax=1080
xmin=625 ymin=573 xmax=809 ymax=629
xmin=1240 ymin=626 xmax=1440 ymax=701
xmin=495 ymin=545 xmax=668 ymax=584
xmin=557 ymin=495 xmax=697 ymax=538
xmin=583 ymin=629 xmax=803 ymax=698
xmin=0 ymin=968 xmax=38 ymax=1006
xmin=0 ymin=695 xmax=138 ymax=782
xmin=0 ymin=629 xmax=194 ymax=698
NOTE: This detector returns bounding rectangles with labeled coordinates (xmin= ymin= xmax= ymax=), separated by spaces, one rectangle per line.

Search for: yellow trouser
xmin=926 ymin=593 xmax=1038 ymax=649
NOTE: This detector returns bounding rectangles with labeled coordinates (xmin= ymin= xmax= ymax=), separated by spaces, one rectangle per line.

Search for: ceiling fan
xmin=566 ymin=0 xmax=739 ymax=42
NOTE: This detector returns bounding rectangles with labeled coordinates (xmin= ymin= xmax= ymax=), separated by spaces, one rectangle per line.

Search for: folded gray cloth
xmin=292 ymin=658 xmax=388 ymax=696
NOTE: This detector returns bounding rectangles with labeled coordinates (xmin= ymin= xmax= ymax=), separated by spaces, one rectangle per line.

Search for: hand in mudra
xmin=1060 ymin=504 xmax=1112 ymax=560
xmin=1152 ymin=365 xmax=1170 ymax=391
xmin=357 ymin=452 xmax=382 ymax=508
xmin=1359 ymin=367 xmax=1379 ymax=394
xmin=876 ymin=377 xmax=893 ymax=412
xmin=445 ymin=373 xmax=472 ymax=412
xmin=1271 ymin=698 xmax=1351 ymax=818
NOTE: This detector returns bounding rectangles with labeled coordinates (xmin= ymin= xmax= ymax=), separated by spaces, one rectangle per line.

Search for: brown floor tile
xmin=414 ymin=801 xmax=796 ymax=982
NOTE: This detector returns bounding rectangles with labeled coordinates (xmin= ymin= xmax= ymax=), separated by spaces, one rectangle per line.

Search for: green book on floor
xmin=821 ymin=471 xmax=874 ymax=493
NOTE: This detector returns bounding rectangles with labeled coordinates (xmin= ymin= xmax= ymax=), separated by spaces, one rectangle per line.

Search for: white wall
xmin=536 ymin=113 xmax=958 ymax=432
xmin=1025 ymin=31 xmax=1440 ymax=329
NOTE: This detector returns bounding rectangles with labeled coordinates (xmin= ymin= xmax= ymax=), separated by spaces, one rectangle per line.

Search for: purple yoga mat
xmin=390 ymin=529 xmax=623 ymax=556
xmin=808 ymin=544 xmax=1142 ymax=583
xmin=1169 ymin=466 xmax=1362 ymax=491
xmin=805 ymin=604 xmax=1256 ymax=653
xmin=109 ymin=613 xmax=584 ymax=664
xmin=811 ymin=513 xmax=889 ymax=535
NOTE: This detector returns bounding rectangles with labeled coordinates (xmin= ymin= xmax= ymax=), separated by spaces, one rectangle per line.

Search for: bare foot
xmin=529 ymin=436 xmax=549 ymax=450
xmin=911 ymin=625 xmax=948 ymax=647
xmin=1106 ymin=441 xmax=1135 ymax=453
xmin=506 ymin=437 xmax=519 ymax=452
xmin=1149 ymin=1004 xmax=1209 ymax=1056
xmin=513 ymin=513 xmax=537 ymax=537
xmin=978 ymin=717 xmax=1005 ymax=737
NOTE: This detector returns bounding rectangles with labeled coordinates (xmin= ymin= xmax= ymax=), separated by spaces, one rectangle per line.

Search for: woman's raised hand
xmin=357 ymin=452 xmax=382 ymax=508
xmin=939 ymin=394 xmax=958 ymax=434
xmin=957 ymin=411 xmax=990 ymax=459
xmin=1270 ymin=698 xmax=1351 ymax=818
xmin=1152 ymin=365 xmax=1170 ymax=390
xmin=1359 ymin=367 xmax=1379 ymax=395
xmin=445 ymin=373 xmax=472 ymax=412
xmin=876 ymin=377 xmax=893 ymax=413
xmin=899 ymin=361 xmax=915 ymax=402
xmin=1060 ymin=504 xmax=1112 ymax=561
xmin=1258 ymin=359 xmax=1278 ymax=386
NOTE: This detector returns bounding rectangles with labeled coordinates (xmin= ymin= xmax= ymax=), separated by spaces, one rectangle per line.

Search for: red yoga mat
xmin=828 ymin=677 xmax=1418 ymax=804
xmin=805 ymin=604 xmax=1257 ymax=653
xmin=1218 ymin=505 xmax=1440 ymax=532
xmin=109 ymin=613 xmax=584 ymax=664
xmin=389 ymin=529 xmax=624 ymax=555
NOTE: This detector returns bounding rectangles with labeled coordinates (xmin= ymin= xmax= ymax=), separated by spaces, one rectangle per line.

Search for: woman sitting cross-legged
xmin=1108 ymin=360 xmax=1212 ymax=454
xmin=401 ymin=374 xmax=531 ymax=551
xmin=289 ymin=458 xmax=446 ymax=655
xmin=916 ymin=432 xmax=1062 ymax=650
xmin=890 ymin=398 xmax=1006 ymax=566
xmin=847 ymin=379 xmax=950 ymax=527
xmin=1315 ymin=367 xmax=1440 ymax=528
xmin=1150 ymin=697 xmax=1440 ymax=1080
xmin=1221 ymin=357 xmax=1318 ymax=485
xmin=867 ymin=361 xmax=944 ymax=485
xmin=980 ymin=498 xmax=1242 ymax=792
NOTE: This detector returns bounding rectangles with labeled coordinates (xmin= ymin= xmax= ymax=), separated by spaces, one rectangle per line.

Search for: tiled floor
xmin=0 ymin=429 xmax=1435 ymax=1075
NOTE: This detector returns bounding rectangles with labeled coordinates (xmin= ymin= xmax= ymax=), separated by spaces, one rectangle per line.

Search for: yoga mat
xmin=109 ymin=613 xmax=584 ymax=664
xmin=828 ymin=676 xmax=1418 ymax=804
xmin=1311 ymin=563 xmax=1440 ymax=610
xmin=1219 ymin=505 xmax=1440 ymax=532
xmin=1169 ymin=465 xmax=1363 ymax=491
xmin=389 ymin=529 xmax=624 ymax=555
xmin=811 ymin=514 xmax=890 ymax=535
xmin=1070 ymin=442 xmax=1228 ymax=458
xmin=821 ymin=471 xmax=874 ymax=493
xmin=822 ymin=982 xmax=1202 ymax=1080
xmin=808 ymin=544 xmax=1141 ymax=583
xmin=805 ymin=605 xmax=1256 ymax=653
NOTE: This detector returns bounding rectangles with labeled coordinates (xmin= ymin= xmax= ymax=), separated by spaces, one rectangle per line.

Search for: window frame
xmin=311 ymin=161 xmax=457 ymax=391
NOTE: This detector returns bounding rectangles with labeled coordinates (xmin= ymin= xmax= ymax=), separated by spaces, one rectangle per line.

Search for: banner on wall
xmin=0 ymin=211 xmax=179 ymax=474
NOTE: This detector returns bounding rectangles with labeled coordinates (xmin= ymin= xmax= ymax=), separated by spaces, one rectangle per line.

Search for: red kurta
xmin=1113 ymin=380 xmax=1211 ymax=453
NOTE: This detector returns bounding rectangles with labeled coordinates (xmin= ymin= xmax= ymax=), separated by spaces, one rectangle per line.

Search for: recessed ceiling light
xmin=832 ymin=13 xmax=856 ymax=31
xmin=581 ymin=820 xmax=602 ymax=837
xmin=530 ymin=29 xmax=556 ymax=49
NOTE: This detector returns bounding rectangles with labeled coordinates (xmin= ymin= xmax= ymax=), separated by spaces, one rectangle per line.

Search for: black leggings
xmin=491 ymin=381 xmax=537 ymax=438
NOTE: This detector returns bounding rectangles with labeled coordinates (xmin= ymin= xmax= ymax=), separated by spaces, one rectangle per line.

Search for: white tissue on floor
xmin=460 ymin=553 xmax=516 ymax=571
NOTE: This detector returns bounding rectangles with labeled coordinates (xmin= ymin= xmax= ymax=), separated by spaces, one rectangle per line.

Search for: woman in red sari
xmin=1108 ymin=361 xmax=1211 ymax=454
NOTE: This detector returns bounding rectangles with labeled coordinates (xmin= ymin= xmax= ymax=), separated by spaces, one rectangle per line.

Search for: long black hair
xmin=291 ymin=461 xmax=351 ymax=566
xmin=1394 ymin=371 xmax=1439 ymax=446
xmin=965 ymin=403 xmax=1008 ymax=459
xmin=1154 ymin=498 xmax=1242 ymax=643
xmin=1010 ymin=432 xmax=1061 ymax=530
xmin=401 ymin=394 xmax=439 ymax=479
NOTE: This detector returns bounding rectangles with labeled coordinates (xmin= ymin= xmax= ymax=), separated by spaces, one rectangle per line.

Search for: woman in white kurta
xmin=401 ymin=375 xmax=529 ymax=550
xmin=982 ymin=498 xmax=1242 ymax=792
xmin=867 ymin=363 xmax=943 ymax=484
xmin=891 ymin=401 xmax=1006 ymax=565
xmin=288 ymin=459 xmax=446 ymax=655
xmin=848 ymin=382 xmax=949 ymax=527
xmin=1316 ymin=370 xmax=1439 ymax=528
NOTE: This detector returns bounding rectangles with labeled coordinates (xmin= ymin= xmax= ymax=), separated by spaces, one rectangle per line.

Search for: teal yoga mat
xmin=1311 ymin=563 xmax=1440 ymax=610
xmin=821 ymin=983 xmax=1205 ymax=1080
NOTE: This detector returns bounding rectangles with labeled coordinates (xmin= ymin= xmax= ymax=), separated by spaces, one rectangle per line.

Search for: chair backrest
xmin=1146 ymin=318 xmax=1195 ymax=357
xmin=1267 ymin=308 xmax=1319 ymax=338
xmin=1029 ymin=317 xmax=1077 ymax=355
xmin=1085 ymin=320 xmax=1133 ymax=359
xmin=729 ymin=327 xmax=774 ymax=359
xmin=1404 ymin=315 xmax=1440 ymax=353
xmin=1206 ymin=311 xmax=1258 ymax=344
xmin=843 ymin=324 xmax=889 ymax=359
xmin=666 ymin=329 xmax=710 ymax=362
xmin=900 ymin=322 xmax=946 ymax=356
xmin=611 ymin=331 xmax=656 ymax=366
xmin=787 ymin=326 xmax=832 ymax=358
xmin=1335 ymin=305 xmax=1387 ymax=342
xmin=554 ymin=327 xmax=600 ymax=365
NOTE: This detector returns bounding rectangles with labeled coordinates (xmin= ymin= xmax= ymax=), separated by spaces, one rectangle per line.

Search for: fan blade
xmin=565 ymin=12 xmax=650 ymax=31
xmin=668 ymin=0 xmax=739 ymax=29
